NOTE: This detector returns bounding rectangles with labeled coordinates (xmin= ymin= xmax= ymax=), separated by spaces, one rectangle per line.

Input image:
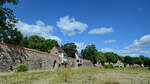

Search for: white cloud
xmin=101 ymin=48 xmax=116 ymax=53
xmin=88 ymin=27 xmax=113 ymax=34
xmin=75 ymin=42 xmax=86 ymax=52
xmin=16 ymin=20 xmax=62 ymax=43
xmin=56 ymin=16 xmax=88 ymax=36
xmin=104 ymin=40 xmax=116 ymax=43
xmin=126 ymin=34 xmax=150 ymax=49
xmin=100 ymin=34 xmax=150 ymax=57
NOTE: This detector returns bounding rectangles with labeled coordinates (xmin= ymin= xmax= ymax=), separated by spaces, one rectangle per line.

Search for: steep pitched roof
xmin=50 ymin=46 xmax=67 ymax=56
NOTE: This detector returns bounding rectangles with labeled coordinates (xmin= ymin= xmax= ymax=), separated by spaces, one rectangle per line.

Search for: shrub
xmin=131 ymin=65 xmax=141 ymax=69
xmin=104 ymin=64 xmax=114 ymax=69
xmin=16 ymin=64 xmax=28 ymax=72
xmin=114 ymin=66 xmax=119 ymax=68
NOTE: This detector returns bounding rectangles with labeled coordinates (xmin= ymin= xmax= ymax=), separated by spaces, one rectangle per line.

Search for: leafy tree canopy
xmin=21 ymin=35 xmax=59 ymax=53
xmin=81 ymin=44 xmax=98 ymax=64
xmin=0 ymin=0 xmax=18 ymax=5
xmin=96 ymin=52 xmax=106 ymax=65
xmin=132 ymin=57 xmax=143 ymax=65
xmin=139 ymin=55 xmax=150 ymax=67
xmin=0 ymin=0 xmax=23 ymax=45
xmin=124 ymin=56 xmax=134 ymax=65
xmin=104 ymin=52 xmax=118 ymax=63
xmin=61 ymin=43 xmax=77 ymax=58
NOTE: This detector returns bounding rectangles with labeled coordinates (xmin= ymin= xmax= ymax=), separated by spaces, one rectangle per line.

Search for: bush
xmin=114 ymin=66 xmax=119 ymax=68
xmin=104 ymin=64 xmax=114 ymax=69
xmin=16 ymin=64 xmax=28 ymax=72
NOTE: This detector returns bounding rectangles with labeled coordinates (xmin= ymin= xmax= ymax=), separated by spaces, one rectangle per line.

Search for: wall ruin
xmin=0 ymin=42 xmax=93 ymax=72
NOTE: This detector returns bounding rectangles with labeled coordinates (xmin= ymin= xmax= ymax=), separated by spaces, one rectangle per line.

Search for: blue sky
xmin=9 ymin=0 xmax=150 ymax=57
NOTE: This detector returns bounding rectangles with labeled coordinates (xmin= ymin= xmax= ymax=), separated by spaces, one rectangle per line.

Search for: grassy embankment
xmin=0 ymin=67 xmax=150 ymax=84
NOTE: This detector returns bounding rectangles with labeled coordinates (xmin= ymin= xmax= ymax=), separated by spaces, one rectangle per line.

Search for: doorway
xmin=53 ymin=60 xmax=57 ymax=68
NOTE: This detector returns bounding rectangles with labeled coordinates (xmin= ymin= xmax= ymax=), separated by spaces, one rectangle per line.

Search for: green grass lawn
xmin=0 ymin=67 xmax=150 ymax=84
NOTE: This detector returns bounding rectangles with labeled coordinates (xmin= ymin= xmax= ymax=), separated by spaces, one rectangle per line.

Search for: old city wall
xmin=67 ymin=57 xmax=93 ymax=68
xmin=0 ymin=43 xmax=59 ymax=72
xmin=0 ymin=42 xmax=93 ymax=72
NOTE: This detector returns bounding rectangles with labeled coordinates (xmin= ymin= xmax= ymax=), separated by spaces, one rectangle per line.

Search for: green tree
xmin=133 ymin=57 xmax=143 ymax=65
xmin=104 ymin=52 xmax=118 ymax=63
xmin=96 ymin=52 xmax=106 ymax=65
xmin=28 ymin=35 xmax=45 ymax=51
xmin=61 ymin=43 xmax=77 ymax=58
xmin=116 ymin=55 xmax=124 ymax=62
xmin=124 ymin=56 xmax=134 ymax=65
xmin=20 ymin=36 xmax=29 ymax=47
xmin=44 ymin=39 xmax=59 ymax=53
xmin=25 ymin=35 xmax=59 ymax=53
xmin=0 ymin=0 xmax=23 ymax=45
xmin=0 ymin=0 xmax=18 ymax=5
xmin=139 ymin=55 xmax=150 ymax=67
xmin=4 ymin=28 xmax=23 ymax=45
xmin=81 ymin=44 xmax=98 ymax=64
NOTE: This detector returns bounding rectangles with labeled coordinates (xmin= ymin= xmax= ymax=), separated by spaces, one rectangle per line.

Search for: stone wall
xmin=67 ymin=57 xmax=77 ymax=68
xmin=0 ymin=43 xmax=59 ymax=72
xmin=0 ymin=42 xmax=93 ymax=72
xmin=67 ymin=57 xmax=94 ymax=68
xmin=83 ymin=59 xmax=94 ymax=67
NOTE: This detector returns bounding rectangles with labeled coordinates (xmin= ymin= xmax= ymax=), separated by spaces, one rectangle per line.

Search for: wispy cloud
xmin=137 ymin=8 xmax=144 ymax=12
xmin=125 ymin=34 xmax=150 ymax=49
xmin=101 ymin=34 xmax=150 ymax=57
xmin=88 ymin=27 xmax=113 ymax=34
xmin=57 ymin=16 xmax=88 ymax=36
xmin=104 ymin=40 xmax=116 ymax=43
xmin=16 ymin=20 xmax=62 ymax=43
xmin=75 ymin=42 xmax=86 ymax=52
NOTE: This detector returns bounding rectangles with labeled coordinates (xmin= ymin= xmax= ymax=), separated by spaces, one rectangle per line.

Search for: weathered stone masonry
xmin=0 ymin=42 xmax=93 ymax=72
xmin=0 ymin=43 xmax=59 ymax=72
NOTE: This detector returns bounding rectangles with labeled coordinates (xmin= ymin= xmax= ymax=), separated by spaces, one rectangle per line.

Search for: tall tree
xmin=29 ymin=35 xmax=45 ymax=51
xmin=81 ymin=44 xmax=98 ymax=64
xmin=61 ymin=43 xmax=77 ymax=58
xmin=104 ymin=52 xmax=118 ymax=63
xmin=4 ymin=28 xmax=23 ymax=45
xmin=0 ymin=0 xmax=23 ymax=45
xmin=133 ymin=57 xmax=143 ymax=65
xmin=44 ymin=39 xmax=59 ymax=53
xmin=139 ymin=55 xmax=150 ymax=67
xmin=24 ymin=35 xmax=59 ymax=53
xmin=96 ymin=52 xmax=106 ymax=65
xmin=124 ymin=56 xmax=134 ymax=65
xmin=20 ymin=36 xmax=29 ymax=47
